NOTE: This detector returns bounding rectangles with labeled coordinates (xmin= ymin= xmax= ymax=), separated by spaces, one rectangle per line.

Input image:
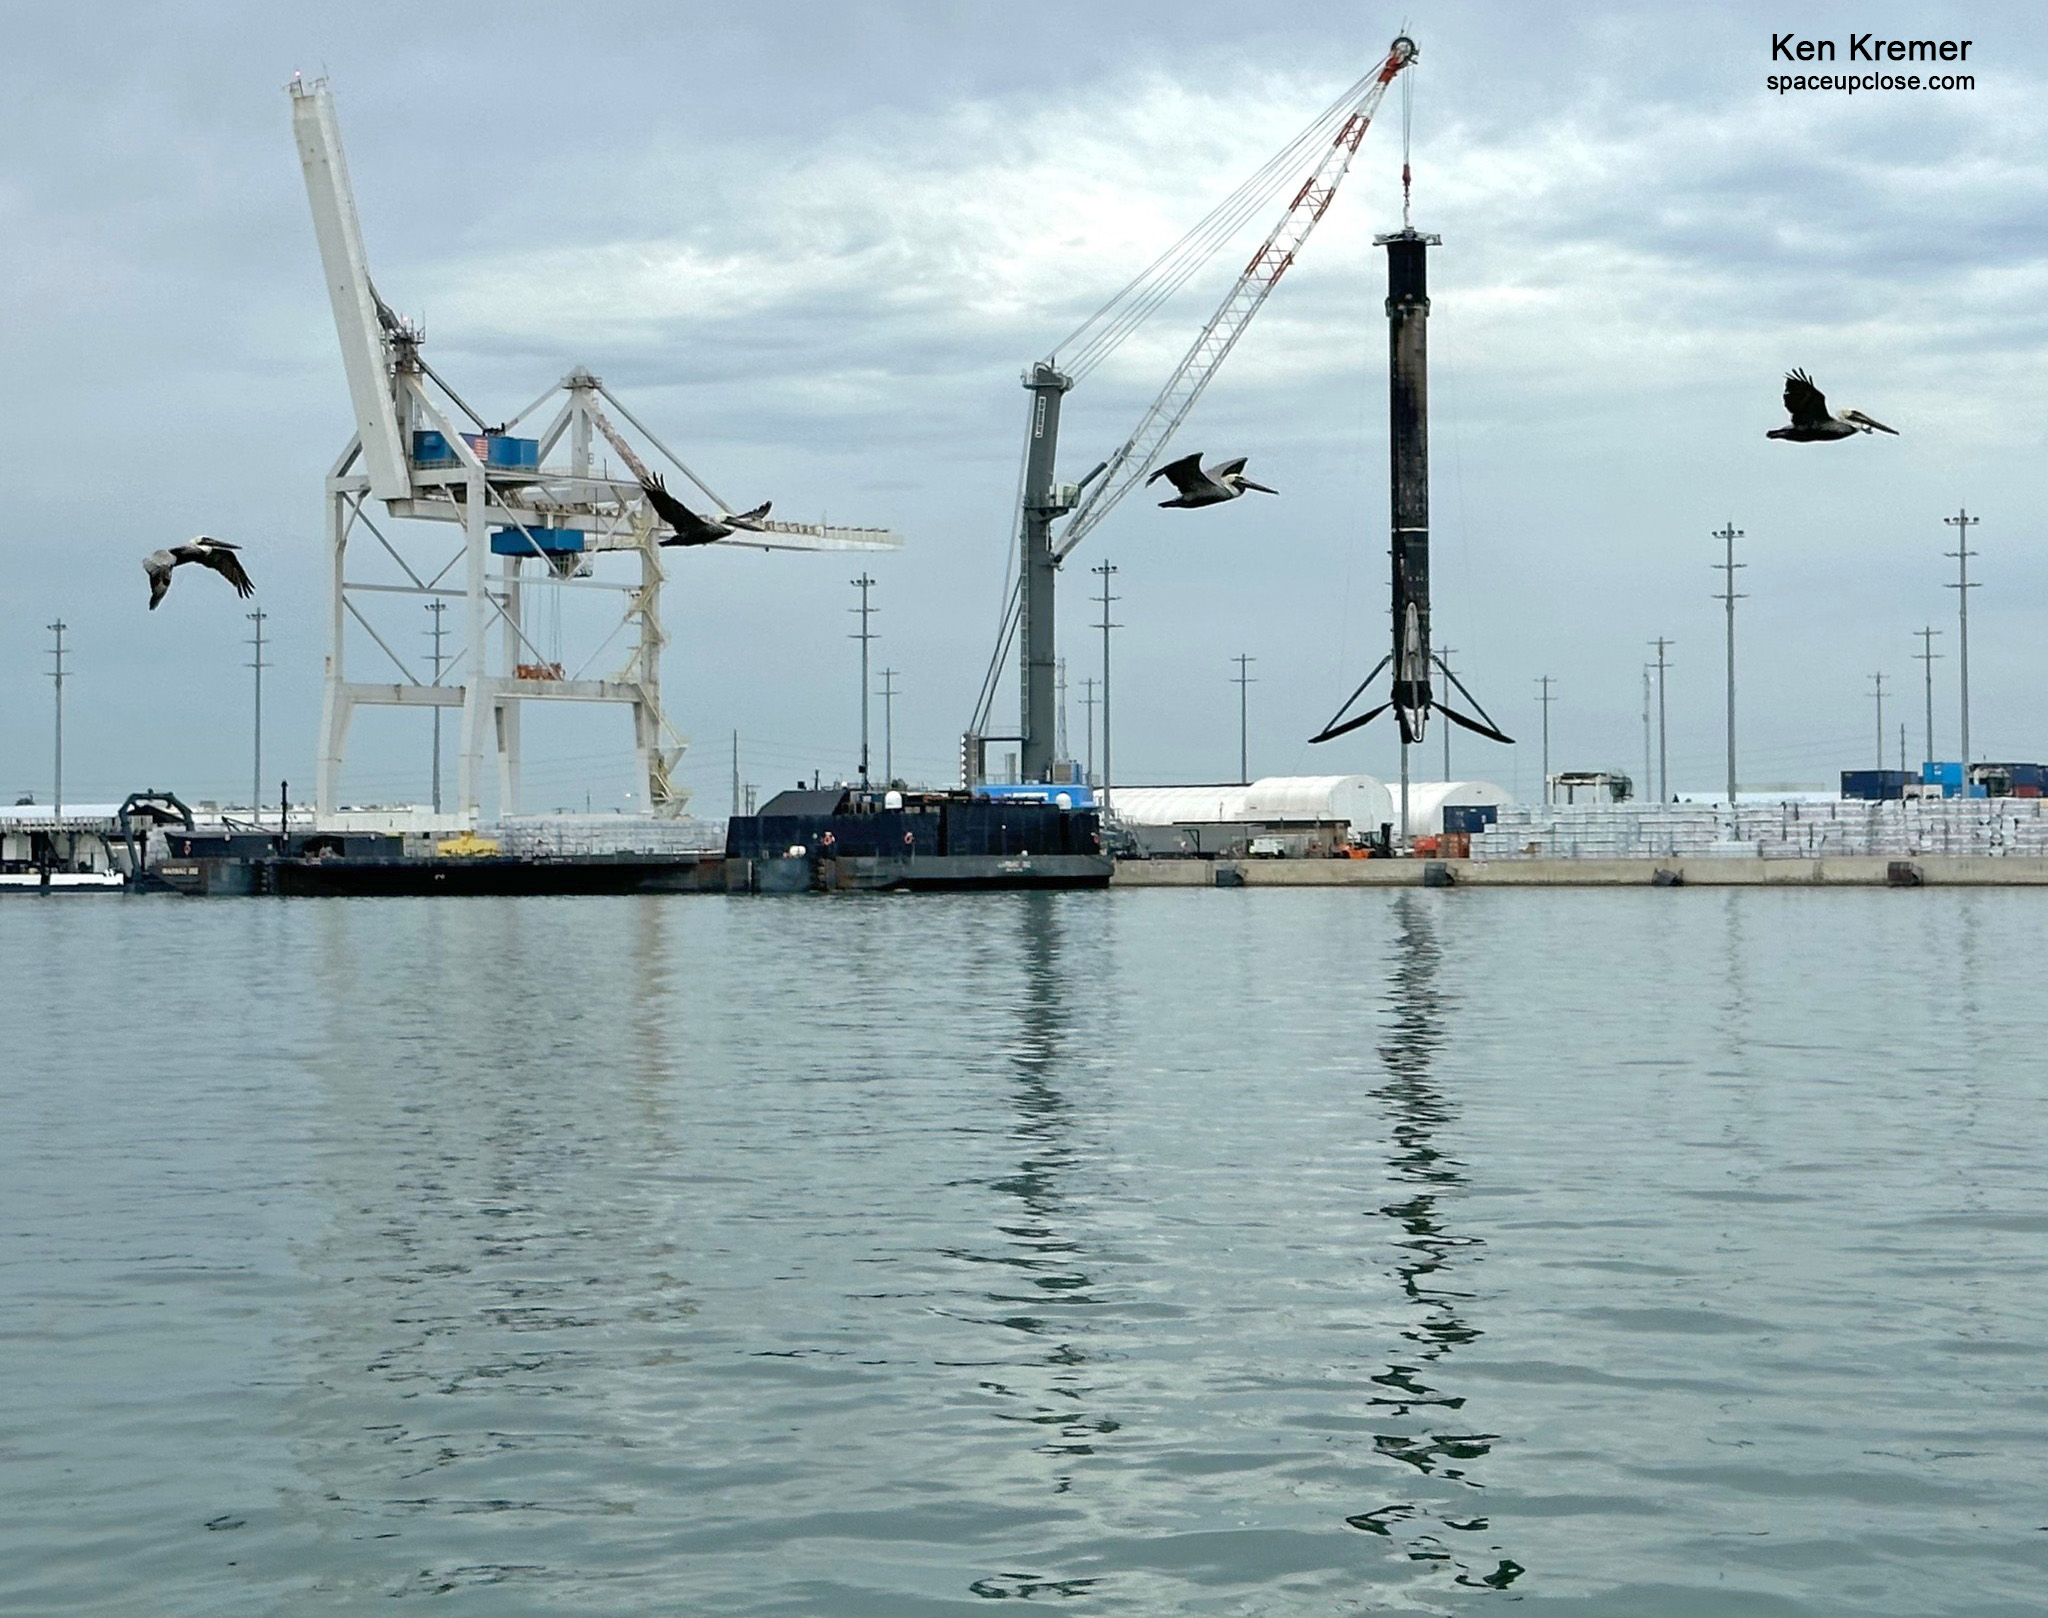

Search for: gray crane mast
xmin=1019 ymin=364 xmax=1075 ymax=782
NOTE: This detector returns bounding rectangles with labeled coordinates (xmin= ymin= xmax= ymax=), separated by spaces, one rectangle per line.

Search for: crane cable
xmin=1049 ymin=70 xmax=1383 ymax=382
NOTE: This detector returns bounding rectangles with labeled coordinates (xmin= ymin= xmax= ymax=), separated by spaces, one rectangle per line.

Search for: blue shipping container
xmin=489 ymin=527 xmax=586 ymax=556
xmin=1842 ymin=769 xmax=1911 ymax=801
xmin=411 ymin=430 xmax=540 ymax=470
xmin=412 ymin=429 xmax=457 ymax=467
xmin=1442 ymin=804 xmax=1499 ymax=834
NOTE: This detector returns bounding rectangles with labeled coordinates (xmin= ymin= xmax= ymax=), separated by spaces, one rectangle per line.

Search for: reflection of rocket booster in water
xmin=1312 ymin=228 xmax=1512 ymax=750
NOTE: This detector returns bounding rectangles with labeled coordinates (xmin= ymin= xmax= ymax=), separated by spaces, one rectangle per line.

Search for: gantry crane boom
xmin=985 ymin=36 xmax=1416 ymax=782
xmin=1053 ymin=37 xmax=1414 ymax=562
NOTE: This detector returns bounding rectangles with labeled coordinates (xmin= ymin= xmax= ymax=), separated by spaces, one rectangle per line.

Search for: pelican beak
xmin=1240 ymin=479 xmax=1278 ymax=495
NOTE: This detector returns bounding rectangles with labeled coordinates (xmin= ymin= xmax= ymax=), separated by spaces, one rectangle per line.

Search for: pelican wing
xmin=144 ymin=555 xmax=173 ymax=610
xmin=195 ymin=543 xmax=255 ymax=598
xmin=1145 ymin=452 xmax=1206 ymax=495
xmin=1782 ymin=369 xmax=1830 ymax=428
xmin=1209 ymin=456 xmax=1249 ymax=480
xmin=723 ymin=500 xmax=772 ymax=531
xmin=641 ymin=474 xmax=727 ymax=545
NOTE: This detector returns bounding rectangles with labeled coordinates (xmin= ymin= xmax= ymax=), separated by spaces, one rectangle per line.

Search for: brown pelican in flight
xmin=1767 ymin=371 xmax=1898 ymax=441
xmin=1145 ymin=453 xmax=1278 ymax=508
xmin=142 ymin=537 xmax=254 ymax=610
xmin=639 ymin=473 xmax=771 ymax=546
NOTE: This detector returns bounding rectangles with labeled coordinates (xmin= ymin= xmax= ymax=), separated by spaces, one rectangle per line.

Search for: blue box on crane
xmin=489 ymin=527 xmax=586 ymax=558
xmin=411 ymin=430 xmax=540 ymax=470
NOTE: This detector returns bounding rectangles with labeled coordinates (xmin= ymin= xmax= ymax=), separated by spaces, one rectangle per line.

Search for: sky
xmin=3 ymin=0 xmax=2042 ymax=813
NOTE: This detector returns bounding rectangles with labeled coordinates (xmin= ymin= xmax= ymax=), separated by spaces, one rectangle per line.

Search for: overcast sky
xmin=3 ymin=0 xmax=2041 ymax=812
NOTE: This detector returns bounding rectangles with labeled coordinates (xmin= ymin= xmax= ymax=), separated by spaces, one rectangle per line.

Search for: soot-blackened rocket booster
xmin=1312 ymin=228 xmax=1511 ymax=751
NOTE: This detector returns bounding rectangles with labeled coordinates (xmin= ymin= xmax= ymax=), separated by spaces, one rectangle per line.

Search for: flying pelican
xmin=142 ymin=537 xmax=254 ymax=610
xmin=1145 ymin=453 xmax=1278 ymax=508
xmin=1768 ymin=371 xmax=1898 ymax=441
xmin=639 ymin=474 xmax=771 ymax=545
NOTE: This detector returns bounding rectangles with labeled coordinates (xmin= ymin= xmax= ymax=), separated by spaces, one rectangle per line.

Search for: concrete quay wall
xmin=1110 ymin=856 xmax=2048 ymax=889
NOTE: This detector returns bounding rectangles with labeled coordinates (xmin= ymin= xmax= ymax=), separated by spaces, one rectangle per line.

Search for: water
xmin=4 ymin=889 xmax=2045 ymax=1615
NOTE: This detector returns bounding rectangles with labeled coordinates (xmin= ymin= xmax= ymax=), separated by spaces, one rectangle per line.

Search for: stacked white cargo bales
xmin=1472 ymin=802 xmax=1741 ymax=860
xmin=1470 ymin=798 xmax=2048 ymax=860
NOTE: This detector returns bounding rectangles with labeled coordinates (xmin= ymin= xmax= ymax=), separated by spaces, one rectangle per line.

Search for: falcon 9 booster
xmin=1384 ymin=226 xmax=1435 ymax=741
xmin=1312 ymin=226 xmax=1512 ymax=752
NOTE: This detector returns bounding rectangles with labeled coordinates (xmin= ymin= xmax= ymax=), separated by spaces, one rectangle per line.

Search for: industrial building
xmin=1103 ymin=775 xmax=1513 ymax=857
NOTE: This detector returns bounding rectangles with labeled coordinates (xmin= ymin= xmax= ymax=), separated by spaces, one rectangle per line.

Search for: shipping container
xmin=489 ymin=527 xmax=586 ymax=556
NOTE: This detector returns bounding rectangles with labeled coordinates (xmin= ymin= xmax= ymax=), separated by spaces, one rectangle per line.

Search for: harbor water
xmin=3 ymin=890 xmax=2045 ymax=1615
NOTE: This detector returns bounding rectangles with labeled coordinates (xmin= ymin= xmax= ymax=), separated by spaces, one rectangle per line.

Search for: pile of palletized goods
xmin=496 ymin=815 xmax=727 ymax=857
xmin=1472 ymin=803 xmax=1735 ymax=860
xmin=1469 ymin=798 xmax=2048 ymax=860
xmin=1734 ymin=798 xmax=2048 ymax=858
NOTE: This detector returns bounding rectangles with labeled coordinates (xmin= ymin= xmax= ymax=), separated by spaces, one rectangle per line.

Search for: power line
xmin=426 ymin=600 xmax=448 ymax=814
xmin=1093 ymin=561 xmax=1120 ymax=794
xmin=48 ymin=620 xmax=67 ymax=817
xmin=1711 ymin=521 xmax=1745 ymax=805
xmin=1080 ymin=676 xmax=1099 ymax=786
xmin=247 ymin=608 xmax=269 ymax=823
xmin=878 ymin=667 xmax=899 ymax=784
xmin=1650 ymin=637 xmax=1674 ymax=802
xmin=1943 ymin=509 xmax=1979 ymax=767
xmin=1913 ymin=626 xmax=1942 ymax=768
xmin=850 ymin=574 xmax=877 ymax=783
xmin=1231 ymin=653 xmax=1256 ymax=785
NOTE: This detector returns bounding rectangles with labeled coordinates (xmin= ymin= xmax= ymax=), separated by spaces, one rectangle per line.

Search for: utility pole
xmin=1535 ymin=676 xmax=1555 ymax=805
xmin=1080 ymin=677 xmax=1098 ymax=786
xmin=1436 ymin=643 xmax=1456 ymax=781
xmin=850 ymin=574 xmax=877 ymax=783
xmin=878 ymin=667 xmax=899 ymax=783
xmin=1943 ymin=510 xmax=1979 ymax=770
xmin=1641 ymin=665 xmax=1654 ymax=805
xmin=1711 ymin=522 xmax=1745 ymax=804
xmin=1093 ymin=561 xmax=1119 ymax=795
xmin=425 ymin=599 xmax=448 ymax=814
xmin=47 ymin=620 xmax=67 ymax=816
xmin=1056 ymin=658 xmax=1069 ymax=770
xmin=1870 ymin=671 xmax=1887 ymax=769
xmin=1899 ymin=722 xmax=1907 ymax=777
xmin=731 ymin=731 xmax=741 ymax=819
xmin=1650 ymin=637 xmax=1674 ymax=803
xmin=1232 ymin=653 xmax=1256 ymax=785
xmin=1913 ymin=626 xmax=1942 ymax=767
xmin=247 ymin=607 xmax=269 ymax=823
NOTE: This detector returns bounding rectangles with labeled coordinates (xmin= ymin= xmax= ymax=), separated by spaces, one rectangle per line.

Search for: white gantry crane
xmin=967 ymin=36 xmax=1415 ymax=784
xmin=289 ymin=76 xmax=899 ymax=822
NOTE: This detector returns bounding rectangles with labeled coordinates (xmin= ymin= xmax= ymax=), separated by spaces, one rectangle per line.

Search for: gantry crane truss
xmin=290 ymin=77 xmax=899 ymax=822
xmin=970 ymin=36 xmax=1416 ymax=783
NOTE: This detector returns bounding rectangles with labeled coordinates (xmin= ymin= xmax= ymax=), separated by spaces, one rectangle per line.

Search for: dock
xmin=1111 ymin=856 xmax=2048 ymax=888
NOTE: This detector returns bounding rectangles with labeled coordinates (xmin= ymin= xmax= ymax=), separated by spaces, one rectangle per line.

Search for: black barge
xmin=725 ymin=784 xmax=1110 ymax=892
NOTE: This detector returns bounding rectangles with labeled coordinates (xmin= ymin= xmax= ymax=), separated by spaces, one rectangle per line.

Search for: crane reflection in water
xmin=956 ymin=893 xmax=1111 ymax=1605
xmin=1346 ymin=894 xmax=1523 ymax=1592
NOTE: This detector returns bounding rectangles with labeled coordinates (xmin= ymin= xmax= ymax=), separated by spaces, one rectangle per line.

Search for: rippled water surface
xmin=4 ymin=888 xmax=2047 ymax=1615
